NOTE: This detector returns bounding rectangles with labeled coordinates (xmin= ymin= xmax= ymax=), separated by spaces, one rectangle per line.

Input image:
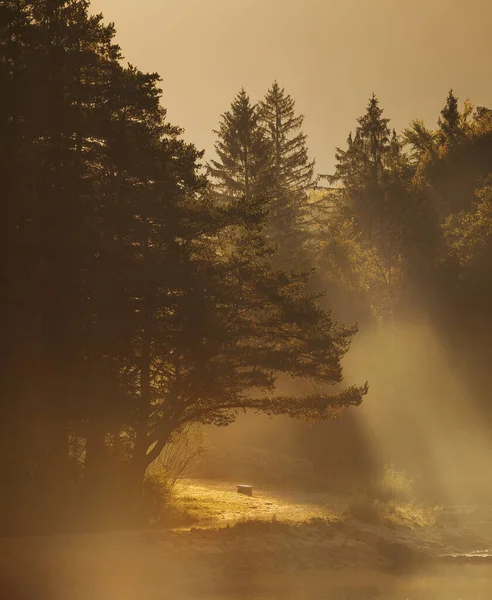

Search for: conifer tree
xmin=412 ymin=91 xmax=492 ymax=215
xmin=208 ymin=89 xmax=270 ymax=204
xmin=0 ymin=3 xmax=367 ymax=532
xmin=329 ymin=95 xmax=392 ymax=230
xmin=437 ymin=89 xmax=463 ymax=148
xmin=328 ymin=95 xmax=409 ymax=322
xmin=259 ymin=82 xmax=315 ymax=266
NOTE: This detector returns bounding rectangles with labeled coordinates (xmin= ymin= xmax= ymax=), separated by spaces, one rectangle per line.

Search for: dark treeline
xmin=1 ymin=1 xmax=492 ymax=534
xmin=0 ymin=1 xmax=364 ymax=534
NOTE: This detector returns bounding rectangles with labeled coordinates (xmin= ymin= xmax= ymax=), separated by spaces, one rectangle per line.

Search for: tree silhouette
xmin=259 ymin=81 xmax=315 ymax=267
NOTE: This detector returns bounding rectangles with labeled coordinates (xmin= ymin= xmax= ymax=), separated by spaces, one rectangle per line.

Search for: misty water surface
xmin=203 ymin=565 xmax=492 ymax=600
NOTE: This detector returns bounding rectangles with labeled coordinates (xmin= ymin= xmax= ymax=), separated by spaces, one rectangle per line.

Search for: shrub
xmin=154 ymin=424 xmax=209 ymax=488
xmin=143 ymin=424 xmax=209 ymax=526
xmin=379 ymin=463 xmax=415 ymax=503
xmin=347 ymin=464 xmax=437 ymax=529
xmin=142 ymin=465 xmax=172 ymax=526
xmin=380 ymin=501 xmax=440 ymax=528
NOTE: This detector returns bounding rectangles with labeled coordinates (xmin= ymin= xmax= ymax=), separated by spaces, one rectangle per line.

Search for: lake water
xmin=207 ymin=565 xmax=492 ymax=600
xmin=3 ymin=535 xmax=492 ymax=600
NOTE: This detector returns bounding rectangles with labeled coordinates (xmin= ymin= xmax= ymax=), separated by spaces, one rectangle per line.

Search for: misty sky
xmin=91 ymin=0 xmax=492 ymax=174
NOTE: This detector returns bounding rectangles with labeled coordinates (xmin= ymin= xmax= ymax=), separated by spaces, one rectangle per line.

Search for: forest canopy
xmin=1 ymin=0 xmax=491 ymax=534
xmin=0 ymin=0 xmax=364 ymax=533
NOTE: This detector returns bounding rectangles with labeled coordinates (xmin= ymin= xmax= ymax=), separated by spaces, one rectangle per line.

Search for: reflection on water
xmin=3 ymin=537 xmax=492 ymax=600
xmin=213 ymin=565 xmax=492 ymax=600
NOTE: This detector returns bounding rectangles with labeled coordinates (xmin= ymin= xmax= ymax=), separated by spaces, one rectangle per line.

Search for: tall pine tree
xmin=259 ymin=81 xmax=315 ymax=266
xmin=437 ymin=89 xmax=464 ymax=149
xmin=208 ymin=88 xmax=270 ymax=205
xmin=328 ymin=95 xmax=410 ymax=322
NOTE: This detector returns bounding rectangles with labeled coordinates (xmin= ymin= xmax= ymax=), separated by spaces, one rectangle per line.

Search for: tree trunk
xmin=85 ymin=423 xmax=107 ymax=482
xmin=133 ymin=214 xmax=152 ymax=464
xmin=128 ymin=216 xmax=153 ymax=523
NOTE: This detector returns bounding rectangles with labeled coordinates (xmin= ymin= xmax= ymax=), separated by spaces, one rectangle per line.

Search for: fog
xmin=348 ymin=318 xmax=492 ymax=504
xmin=204 ymin=314 xmax=492 ymax=506
xmin=3 ymin=1 xmax=492 ymax=598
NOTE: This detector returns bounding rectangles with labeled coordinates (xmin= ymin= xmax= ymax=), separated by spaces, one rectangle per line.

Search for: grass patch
xmin=142 ymin=466 xmax=201 ymax=529
xmin=380 ymin=501 xmax=441 ymax=528
xmin=346 ymin=463 xmax=441 ymax=529
xmin=347 ymin=496 xmax=441 ymax=529
xmin=227 ymin=515 xmax=293 ymax=534
xmin=172 ymin=479 xmax=343 ymax=530
xmin=144 ymin=466 xmax=441 ymax=532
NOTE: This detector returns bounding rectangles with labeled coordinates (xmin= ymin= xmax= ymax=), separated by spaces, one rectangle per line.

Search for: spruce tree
xmin=259 ymin=81 xmax=315 ymax=266
xmin=437 ymin=89 xmax=463 ymax=148
xmin=328 ymin=95 xmax=409 ymax=322
xmin=208 ymin=88 xmax=270 ymax=205
xmin=330 ymin=95 xmax=392 ymax=229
